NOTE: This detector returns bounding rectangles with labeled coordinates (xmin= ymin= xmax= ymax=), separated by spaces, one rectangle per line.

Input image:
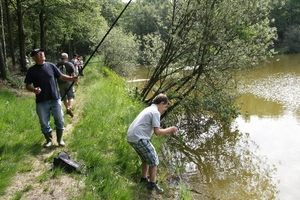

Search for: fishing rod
xmin=61 ymin=0 xmax=133 ymax=100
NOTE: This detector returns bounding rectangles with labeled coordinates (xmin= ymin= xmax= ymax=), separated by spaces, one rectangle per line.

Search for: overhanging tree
xmin=139 ymin=0 xmax=277 ymax=124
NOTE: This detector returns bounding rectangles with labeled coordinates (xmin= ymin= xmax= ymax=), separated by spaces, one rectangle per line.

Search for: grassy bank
xmin=0 ymin=89 xmax=42 ymax=192
xmin=0 ymin=64 xmax=190 ymax=199
xmin=68 ymin=66 xmax=150 ymax=199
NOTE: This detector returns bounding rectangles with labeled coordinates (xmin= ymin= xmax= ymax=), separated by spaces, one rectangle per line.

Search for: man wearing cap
xmin=56 ymin=53 xmax=76 ymax=118
xmin=24 ymin=49 xmax=78 ymax=147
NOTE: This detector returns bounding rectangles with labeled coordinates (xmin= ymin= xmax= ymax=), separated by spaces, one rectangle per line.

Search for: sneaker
xmin=58 ymin=140 xmax=65 ymax=146
xmin=140 ymin=177 xmax=149 ymax=184
xmin=45 ymin=141 xmax=52 ymax=148
xmin=147 ymin=182 xmax=164 ymax=194
xmin=66 ymin=108 xmax=74 ymax=118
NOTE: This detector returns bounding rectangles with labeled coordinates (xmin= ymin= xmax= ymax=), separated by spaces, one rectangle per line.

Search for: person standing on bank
xmin=127 ymin=93 xmax=178 ymax=194
xmin=56 ymin=53 xmax=76 ymax=118
xmin=70 ymin=54 xmax=79 ymax=76
xmin=24 ymin=49 xmax=78 ymax=147
xmin=77 ymin=55 xmax=84 ymax=76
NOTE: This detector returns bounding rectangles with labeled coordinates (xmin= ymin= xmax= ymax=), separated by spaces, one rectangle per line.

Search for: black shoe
xmin=140 ymin=177 xmax=149 ymax=184
xmin=147 ymin=182 xmax=164 ymax=194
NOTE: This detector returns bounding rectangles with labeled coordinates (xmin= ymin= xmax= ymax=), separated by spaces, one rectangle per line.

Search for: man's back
xmin=56 ymin=61 xmax=75 ymax=84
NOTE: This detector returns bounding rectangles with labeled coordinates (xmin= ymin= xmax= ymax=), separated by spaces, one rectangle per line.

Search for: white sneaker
xmin=59 ymin=140 xmax=65 ymax=146
xmin=45 ymin=141 xmax=52 ymax=147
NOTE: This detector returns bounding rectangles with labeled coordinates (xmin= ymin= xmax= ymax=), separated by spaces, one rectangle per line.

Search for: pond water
xmin=127 ymin=54 xmax=300 ymax=200
xmin=234 ymin=54 xmax=300 ymax=200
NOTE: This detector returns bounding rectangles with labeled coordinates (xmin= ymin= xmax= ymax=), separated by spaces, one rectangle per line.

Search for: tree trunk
xmin=4 ymin=0 xmax=16 ymax=67
xmin=39 ymin=0 xmax=46 ymax=50
xmin=17 ymin=0 xmax=27 ymax=72
xmin=0 ymin=40 xmax=7 ymax=80
xmin=0 ymin=0 xmax=7 ymax=68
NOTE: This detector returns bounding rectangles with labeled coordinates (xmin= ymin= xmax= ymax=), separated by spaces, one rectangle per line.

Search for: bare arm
xmin=59 ymin=74 xmax=78 ymax=82
xmin=26 ymin=84 xmax=41 ymax=94
xmin=71 ymin=72 xmax=78 ymax=83
xmin=153 ymin=126 xmax=178 ymax=136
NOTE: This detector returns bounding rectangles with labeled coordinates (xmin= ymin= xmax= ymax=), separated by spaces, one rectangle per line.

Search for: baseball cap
xmin=30 ymin=49 xmax=44 ymax=57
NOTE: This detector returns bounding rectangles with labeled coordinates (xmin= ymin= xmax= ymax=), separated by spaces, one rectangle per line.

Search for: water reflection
xmin=237 ymin=93 xmax=284 ymax=121
xmin=166 ymin=118 xmax=279 ymax=199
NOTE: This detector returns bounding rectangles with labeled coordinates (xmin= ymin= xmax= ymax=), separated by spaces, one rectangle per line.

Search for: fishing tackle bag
xmin=52 ymin=151 xmax=85 ymax=174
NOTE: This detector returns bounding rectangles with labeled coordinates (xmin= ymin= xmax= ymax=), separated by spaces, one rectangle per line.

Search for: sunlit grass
xmin=69 ymin=66 xmax=146 ymax=199
xmin=0 ymin=89 xmax=42 ymax=195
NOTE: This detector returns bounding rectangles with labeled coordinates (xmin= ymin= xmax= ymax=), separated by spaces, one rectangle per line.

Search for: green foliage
xmin=99 ymin=27 xmax=139 ymax=76
xmin=138 ymin=33 xmax=164 ymax=66
xmin=270 ymin=0 xmax=300 ymax=52
xmin=5 ymin=0 xmax=108 ymax=60
xmin=270 ymin=0 xmax=288 ymax=41
xmin=120 ymin=0 xmax=171 ymax=65
xmin=137 ymin=0 xmax=276 ymax=125
xmin=121 ymin=0 xmax=171 ymax=38
xmin=283 ymin=25 xmax=300 ymax=53
xmin=100 ymin=0 xmax=125 ymax=25
xmin=201 ymin=89 xmax=241 ymax=124
xmin=6 ymin=74 xmax=24 ymax=89
xmin=178 ymin=183 xmax=193 ymax=200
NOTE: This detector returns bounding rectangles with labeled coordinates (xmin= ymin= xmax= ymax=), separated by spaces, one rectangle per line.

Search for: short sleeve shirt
xmin=24 ymin=62 xmax=62 ymax=103
xmin=56 ymin=61 xmax=75 ymax=76
xmin=127 ymin=104 xmax=160 ymax=143
xmin=56 ymin=61 xmax=75 ymax=85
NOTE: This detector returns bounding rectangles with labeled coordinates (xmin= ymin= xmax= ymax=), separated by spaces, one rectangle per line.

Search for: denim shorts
xmin=129 ymin=139 xmax=159 ymax=167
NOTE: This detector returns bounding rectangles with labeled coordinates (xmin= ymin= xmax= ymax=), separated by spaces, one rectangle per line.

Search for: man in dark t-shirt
xmin=24 ymin=49 xmax=78 ymax=147
xmin=56 ymin=53 xmax=76 ymax=118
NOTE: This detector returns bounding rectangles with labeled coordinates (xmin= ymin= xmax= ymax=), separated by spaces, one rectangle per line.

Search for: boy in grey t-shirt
xmin=127 ymin=93 xmax=178 ymax=194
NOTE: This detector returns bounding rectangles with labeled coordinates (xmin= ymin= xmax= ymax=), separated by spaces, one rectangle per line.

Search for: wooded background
xmin=1 ymin=0 xmax=299 ymax=124
xmin=0 ymin=0 xmax=299 ymax=77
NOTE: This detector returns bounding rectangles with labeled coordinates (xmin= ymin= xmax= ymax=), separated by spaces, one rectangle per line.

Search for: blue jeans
xmin=36 ymin=99 xmax=64 ymax=134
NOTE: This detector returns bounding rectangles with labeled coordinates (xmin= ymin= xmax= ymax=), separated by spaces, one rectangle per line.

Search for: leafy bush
xmin=283 ymin=25 xmax=300 ymax=54
xmin=99 ymin=27 xmax=139 ymax=77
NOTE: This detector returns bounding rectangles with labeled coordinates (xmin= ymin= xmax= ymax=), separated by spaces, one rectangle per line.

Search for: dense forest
xmin=1 ymin=0 xmax=299 ymax=77
xmin=1 ymin=0 xmax=300 ymax=124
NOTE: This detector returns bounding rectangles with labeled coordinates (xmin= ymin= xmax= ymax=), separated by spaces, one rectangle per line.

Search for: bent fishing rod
xmin=61 ymin=0 xmax=132 ymax=100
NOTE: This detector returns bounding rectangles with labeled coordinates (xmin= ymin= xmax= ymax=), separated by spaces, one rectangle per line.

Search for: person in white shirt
xmin=70 ymin=54 xmax=79 ymax=75
xmin=127 ymin=93 xmax=178 ymax=194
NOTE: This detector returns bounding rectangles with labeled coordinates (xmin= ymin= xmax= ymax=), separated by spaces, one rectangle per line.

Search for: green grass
xmin=69 ymin=67 xmax=143 ymax=199
xmin=0 ymin=64 xmax=191 ymax=199
xmin=0 ymin=89 xmax=42 ymax=194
